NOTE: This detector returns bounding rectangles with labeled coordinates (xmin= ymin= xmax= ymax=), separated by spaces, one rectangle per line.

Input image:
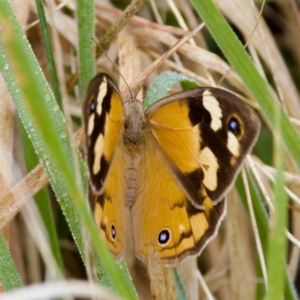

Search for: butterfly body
xmin=84 ymin=73 xmax=260 ymax=264
xmin=122 ymin=101 xmax=146 ymax=206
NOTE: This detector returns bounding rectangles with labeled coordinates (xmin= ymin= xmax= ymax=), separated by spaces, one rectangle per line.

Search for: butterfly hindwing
xmin=146 ymin=88 xmax=260 ymax=208
xmin=84 ymin=74 xmax=127 ymax=260
xmin=89 ymin=144 xmax=127 ymax=260
xmin=130 ymin=135 xmax=226 ymax=264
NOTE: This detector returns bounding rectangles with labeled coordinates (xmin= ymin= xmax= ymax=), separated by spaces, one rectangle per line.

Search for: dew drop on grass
xmin=3 ymin=63 xmax=8 ymax=70
xmin=45 ymin=94 xmax=51 ymax=102
xmin=60 ymin=132 xmax=67 ymax=139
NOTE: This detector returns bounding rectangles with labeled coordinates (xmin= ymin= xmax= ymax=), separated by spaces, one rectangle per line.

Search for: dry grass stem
xmin=251 ymin=156 xmax=300 ymax=206
xmin=131 ymin=27 xmax=249 ymax=94
xmin=95 ymin=3 xmax=190 ymax=36
xmin=165 ymin=0 xmax=196 ymax=46
xmin=177 ymin=258 xmax=199 ymax=300
xmin=197 ymin=270 xmax=215 ymax=300
xmin=0 ymin=127 xmax=84 ymax=230
xmin=247 ymin=156 xmax=274 ymax=212
xmin=0 ymin=76 xmax=15 ymax=243
xmin=98 ymin=0 xmax=146 ymax=52
xmin=0 ymin=280 xmax=121 ymax=300
xmin=215 ymin=0 xmax=300 ymax=119
xmin=147 ymin=252 xmax=176 ymax=300
xmin=227 ymin=189 xmax=255 ymax=300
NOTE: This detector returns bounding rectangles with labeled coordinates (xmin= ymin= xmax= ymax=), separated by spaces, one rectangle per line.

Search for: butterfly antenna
xmin=132 ymin=22 xmax=205 ymax=98
xmin=89 ymin=37 xmax=134 ymax=100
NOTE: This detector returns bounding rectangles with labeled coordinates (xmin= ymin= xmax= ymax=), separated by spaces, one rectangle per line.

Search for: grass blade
xmin=76 ymin=0 xmax=95 ymax=96
xmin=0 ymin=234 xmax=23 ymax=291
xmin=20 ymin=125 xmax=64 ymax=272
xmin=0 ymin=1 xmax=137 ymax=298
xmin=144 ymin=71 xmax=199 ymax=110
xmin=35 ymin=0 xmax=62 ymax=108
xmin=266 ymin=106 xmax=289 ymax=300
xmin=236 ymin=168 xmax=296 ymax=300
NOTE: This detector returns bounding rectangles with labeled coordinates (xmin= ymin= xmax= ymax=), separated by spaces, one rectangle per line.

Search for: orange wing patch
xmin=90 ymin=142 xmax=127 ymax=260
xmin=147 ymin=100 xmax=201 ymax=174
xmin=130 ymin=136 xmax=226 ymax=264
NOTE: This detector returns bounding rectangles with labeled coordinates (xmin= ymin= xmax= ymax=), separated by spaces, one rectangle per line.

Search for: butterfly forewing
xmin=84 ymin=74 xmax=127 ymax=260
xmin=145 ymin=88 xmax=260 ymax=208
xmin=83 ymin=74 xmax=125 ymax=193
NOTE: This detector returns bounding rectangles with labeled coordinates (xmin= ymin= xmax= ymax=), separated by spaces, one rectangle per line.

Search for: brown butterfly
xmin=83 ymin=73 xmax=260 ymax=265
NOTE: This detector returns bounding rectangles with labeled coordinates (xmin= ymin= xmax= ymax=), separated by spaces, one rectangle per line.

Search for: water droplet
xmin=30 ymin=127 xmax=35 ymax=132
xmin=60 ymin=132 xmax=67 ymax=139
xmin=3 ymin=63 xmax=9 ymax=70
xmin=45 ymin=94 xmax=51 ymax=101
xmin=53 ymin=105 xmax=59 ymax=111
xmin=46 ymin=161 xmax=50 ymax=166
xmin=28 ymin=134 xmax=31 ymax=139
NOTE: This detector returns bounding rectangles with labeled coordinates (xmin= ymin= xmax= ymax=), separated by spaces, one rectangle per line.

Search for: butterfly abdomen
xmin=124 ymin=151 xmax=140 ymax=207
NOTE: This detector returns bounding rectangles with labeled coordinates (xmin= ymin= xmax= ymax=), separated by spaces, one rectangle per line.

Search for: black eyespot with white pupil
xmin=90 ymin=100 xmax=96 ymax=112
xmin=111 ymin=224 xmax=116 ymax=240
xmin=228 ymin=117 xmax=241 ymax=136
xmin=158 ymin=229 xmax=171 ymax=246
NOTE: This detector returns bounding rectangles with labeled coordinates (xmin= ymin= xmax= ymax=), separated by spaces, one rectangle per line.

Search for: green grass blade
xmin=190 ymin=0 xmax=300 ymax=170
xmin=0 ymin=2 xmax=136 ymax=298
xmin=74 ymin=0 xmax=135 ymax=295
xmin=236 ymin=171 xmax=269 ymax=251
xmin=174 ymin=267 xmax=188 ymax=300
xmin=285 ymin=270 xmax=299 ymax=300
xmin=236 ymin=169 xmax=296 ymax=300
xmin=0 ymin=234 xmax=23 ymax=291
xmin=76 ymin=0 xmax=95 ymax=96
xmin=266 ymin=106 xmax=289 ymax=300
xmin=143 ymin=71 xmax=199 ymax=110
xmin=266 ymin=161 xmax=288 ymax=300
xmin=236 ymin=170 xmax=267 ymax=299
xmin=35 ymin=0 xmax=62 ymax=109
xmin=20 ymin=123 xmax=64 ymax=272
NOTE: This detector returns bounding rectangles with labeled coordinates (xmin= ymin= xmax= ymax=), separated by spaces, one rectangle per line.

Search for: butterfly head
xmin=124 ymin=101 xmax=146 ymax=147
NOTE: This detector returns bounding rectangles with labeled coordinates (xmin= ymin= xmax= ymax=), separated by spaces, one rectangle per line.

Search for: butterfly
xmin=83 ymin=73 xmax=260 ymax=265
